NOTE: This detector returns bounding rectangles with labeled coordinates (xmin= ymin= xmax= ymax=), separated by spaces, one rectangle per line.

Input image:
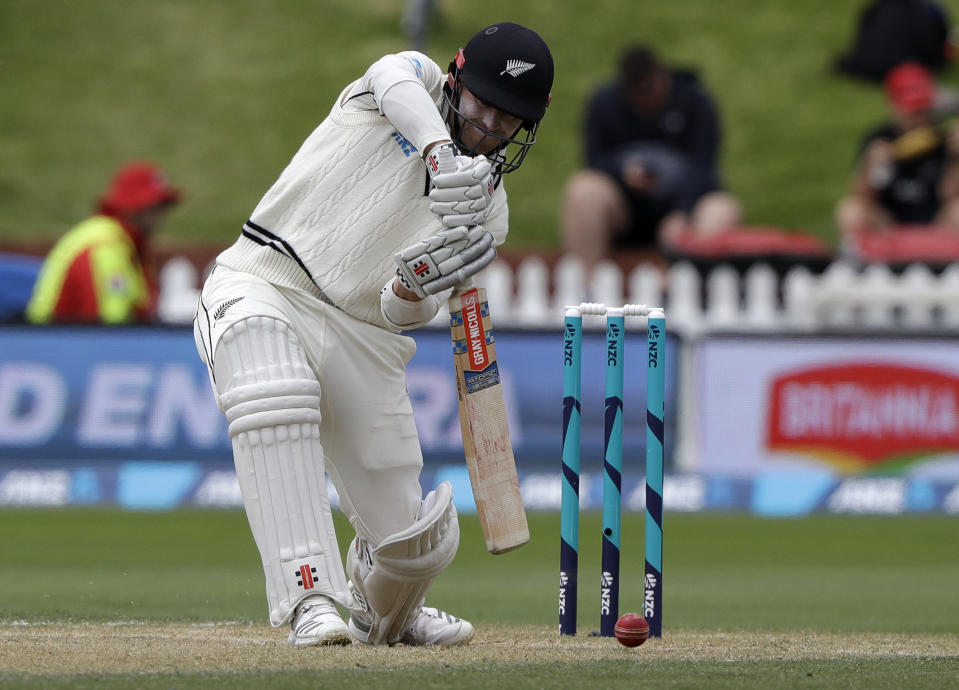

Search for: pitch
xmin=1 ymin=510 xmax=957 ymax=688
xmin=2 ymin=624 xmax=958 ymax=688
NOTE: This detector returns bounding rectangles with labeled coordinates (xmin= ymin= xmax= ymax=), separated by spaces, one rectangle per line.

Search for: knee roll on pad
xmin=348 ymin=481 xmax=459 ymax=644
xmin=220 ymin=379 xmax=322 ymax=436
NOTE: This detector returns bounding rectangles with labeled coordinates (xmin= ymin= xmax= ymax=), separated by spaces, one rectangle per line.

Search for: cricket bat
xmin=448 ymin=283 xmax=529 ymax=554
xmin=428 ymin=143 xmax=528 ymax=553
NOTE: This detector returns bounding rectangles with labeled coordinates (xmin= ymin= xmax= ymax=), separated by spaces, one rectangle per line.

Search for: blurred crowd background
xmin=2 ymin=1 xmax=958 ymax=266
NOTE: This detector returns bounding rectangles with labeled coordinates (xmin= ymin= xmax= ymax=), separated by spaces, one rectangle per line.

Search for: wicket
xmin=559 ymin=302 xmax=666 ymax=638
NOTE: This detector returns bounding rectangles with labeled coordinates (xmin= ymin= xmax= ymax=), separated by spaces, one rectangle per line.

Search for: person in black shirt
xmin=561 ymin=44 xmax=741 ymax=271
xmin=836 ymin=61 xmax=959 ymax=246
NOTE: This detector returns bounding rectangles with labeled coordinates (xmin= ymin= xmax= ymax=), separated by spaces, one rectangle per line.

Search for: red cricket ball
xmin=614 ymin=613 xmax=650 ymax=648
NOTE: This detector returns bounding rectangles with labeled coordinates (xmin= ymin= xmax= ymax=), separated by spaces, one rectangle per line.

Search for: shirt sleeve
xmin=343 ymin=51 xmax=451 ymax=156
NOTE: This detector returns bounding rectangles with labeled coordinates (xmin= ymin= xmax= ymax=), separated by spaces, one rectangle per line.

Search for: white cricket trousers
xmin=194 ymin=267 xmax=425 ymax=625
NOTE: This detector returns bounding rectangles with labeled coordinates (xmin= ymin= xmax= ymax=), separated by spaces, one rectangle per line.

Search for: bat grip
xmin=434 ymin=143 xmax=457 ymax=174
xmin=433 ymin=144 xmax=478 ymax=295
xmin=450 ymin=277 xmax=474 ymax=297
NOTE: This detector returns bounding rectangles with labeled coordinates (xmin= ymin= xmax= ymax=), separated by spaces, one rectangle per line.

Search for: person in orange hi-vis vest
xmin=26 ymin=161 xmax=181 ymax=324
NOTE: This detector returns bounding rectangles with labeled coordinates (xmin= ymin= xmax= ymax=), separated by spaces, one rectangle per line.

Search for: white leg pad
xmin=214 ymin=316 xmax=357 ymax=626
xmin=347 ymin=481 xmax=459 ymax=644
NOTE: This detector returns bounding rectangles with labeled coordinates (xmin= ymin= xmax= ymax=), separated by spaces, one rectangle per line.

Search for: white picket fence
xmin=157 ymin=253 xmax=959 ymax=332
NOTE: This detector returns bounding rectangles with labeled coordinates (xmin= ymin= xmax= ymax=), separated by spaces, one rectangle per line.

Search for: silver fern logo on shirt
xmin=214 ymin=297 xmax=244 ymax=321
xmin=500 ymin=60 xmax=535 ymax=77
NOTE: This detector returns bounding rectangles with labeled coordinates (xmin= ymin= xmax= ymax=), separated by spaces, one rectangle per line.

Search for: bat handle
xmin=448 ymin=275 xmax=477 ymax=301
xmin=432 ymin=144 xmax=479 ymax=297
xmin=434 ymin=143 xmax=457 ymax=174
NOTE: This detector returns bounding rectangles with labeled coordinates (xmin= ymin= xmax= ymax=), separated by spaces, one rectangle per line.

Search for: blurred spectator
xmin=835 ymin=62 xmax=959 ymax=248
xmin=561 ymin=44 xmax=741 ymax=272
xmin=403 ymin=0 xmax=437 ymax=52
xmin=25 ymin=161 xmax=180 ymax=324
xmin=834 ymin=0 xmax=953 ymax=82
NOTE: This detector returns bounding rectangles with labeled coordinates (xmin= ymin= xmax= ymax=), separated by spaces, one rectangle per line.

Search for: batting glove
xmin=426 ymin=146 xmax=495 ymax=228
xmin=394 ymin=225 xmax=496 ymax=297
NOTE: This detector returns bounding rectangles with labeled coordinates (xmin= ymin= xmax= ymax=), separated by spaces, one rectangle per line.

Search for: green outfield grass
xmin=3 ymin=659 xmax=959 ymax=690
xmin=4 ymin=1 xmax=959 ymax=251
xmin=1 ymin=509 xmax=957 ymax=687
xmin=2 ymin=509 xmax=957 ymax=629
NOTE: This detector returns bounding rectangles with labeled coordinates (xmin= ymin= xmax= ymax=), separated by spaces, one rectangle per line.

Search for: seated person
xmin=561 ymin=44 xmax=741 ymax=271
xmin=833 ymin=0 xmax=952 ymax=82
xmin=26 ymin=161 xmax=180 ymax=324
xmin=836 ymin=62 xmax=959 ymax=250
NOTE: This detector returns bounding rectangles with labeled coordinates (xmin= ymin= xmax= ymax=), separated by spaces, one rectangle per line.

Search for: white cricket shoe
xmin=402 ymin=606 xmax=475 ymax=646
xmin=288 ymin=595 xmax=352 ymax=647
xmin=348 ymin=606 xmax=475 ymax=646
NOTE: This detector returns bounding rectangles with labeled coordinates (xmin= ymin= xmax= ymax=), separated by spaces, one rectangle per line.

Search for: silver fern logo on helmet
xmin=500 ymin=59 xmax=535 ymax=77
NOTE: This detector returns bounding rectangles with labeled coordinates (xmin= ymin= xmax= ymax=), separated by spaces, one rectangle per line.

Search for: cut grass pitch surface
xmin=0 ymin=625 xmax=957 ymax=689
xmin=0 ymin=509 xmax=956 ymax=686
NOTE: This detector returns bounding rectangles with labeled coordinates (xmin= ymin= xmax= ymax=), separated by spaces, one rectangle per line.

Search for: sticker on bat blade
xmin=450 ymin=301 xmax=490 ymax=327
xmin=463 ymin=362 xmax=501 ymax=394
xmin=452 ymin=333 xmax=495 ymax=354
xmin=459 ymin=290 xmax=491 ymax=370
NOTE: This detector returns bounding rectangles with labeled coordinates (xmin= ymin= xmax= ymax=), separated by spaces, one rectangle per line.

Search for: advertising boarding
xmin=695 ymin=335 xmax=959 ymax=514
xmin=0 ymin=325 xmax=678 ymax=509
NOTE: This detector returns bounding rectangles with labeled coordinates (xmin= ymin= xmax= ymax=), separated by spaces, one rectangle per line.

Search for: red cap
xmin=99 ymin=161 xmax=180 ymax=214
xmin=884 ymin=62 xmax=935 ymax=114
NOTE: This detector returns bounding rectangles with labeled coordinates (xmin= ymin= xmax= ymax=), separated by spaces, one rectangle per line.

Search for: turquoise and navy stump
xmin=559 ymin=303 xmax=666 ymax=638
xmin=644 ymin=309 xmax=666 ymax=638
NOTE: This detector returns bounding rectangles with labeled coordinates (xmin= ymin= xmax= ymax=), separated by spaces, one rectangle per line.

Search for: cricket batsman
xmin=193 ymin=23 xmax=553 ymax=646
